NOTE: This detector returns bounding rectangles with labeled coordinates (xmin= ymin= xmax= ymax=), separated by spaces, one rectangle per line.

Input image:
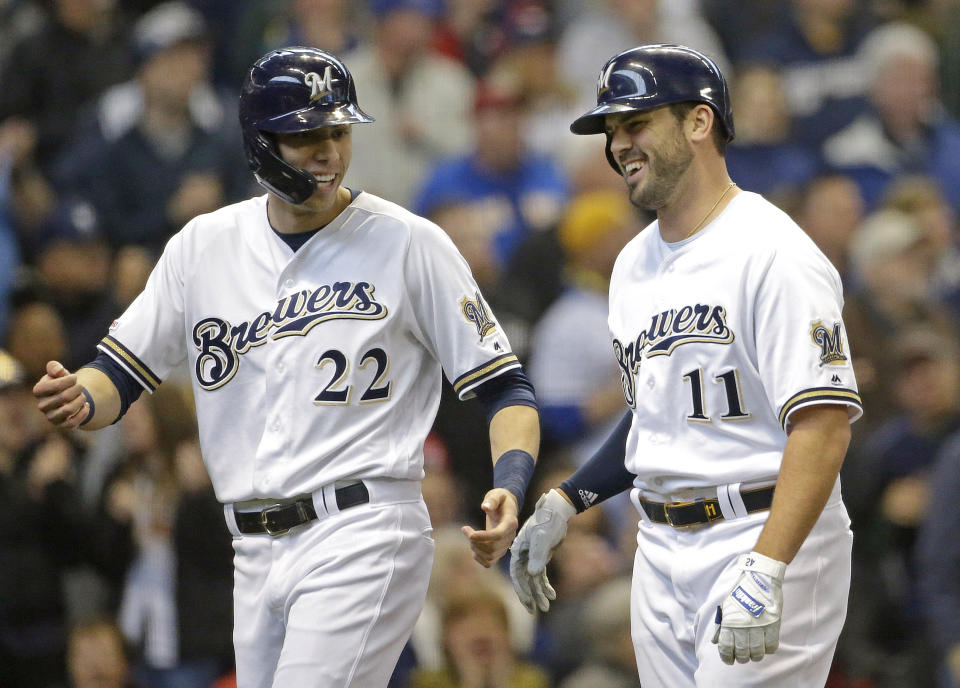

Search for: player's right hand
xmin=509 ymin=489 xmax=576 ymax=614
xmin=33 ymin=361 xmax=90 ymax=429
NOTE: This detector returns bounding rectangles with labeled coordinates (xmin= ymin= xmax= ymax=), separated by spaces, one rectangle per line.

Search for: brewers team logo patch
xmin=460 ymin=291 xmax=497 ymax=341
xmin=810 ymin=320 xmax=848 ymax=366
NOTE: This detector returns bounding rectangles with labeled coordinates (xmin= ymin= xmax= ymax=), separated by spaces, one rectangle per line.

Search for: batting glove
xmin=712 ymin=551 xmax=787 ymax=665
xmin=509 ymin=489 xmax=576 ymax=614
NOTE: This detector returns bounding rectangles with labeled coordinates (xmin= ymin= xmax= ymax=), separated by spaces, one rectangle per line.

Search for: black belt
xmin=234 ymin=482 xmax=370 ymax=536
xmin=639 ymin=485 xmax=775 ymax=528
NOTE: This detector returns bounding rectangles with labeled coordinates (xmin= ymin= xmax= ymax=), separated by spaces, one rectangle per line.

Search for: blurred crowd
xmin=2 ymin=0 xmax=960 ymax=687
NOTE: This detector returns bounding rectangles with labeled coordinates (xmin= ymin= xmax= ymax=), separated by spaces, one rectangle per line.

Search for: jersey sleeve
xmin=404 ymin=220 xmax=519 ymax=399
xmin=96 ymin=231 xmax=189 ymax=393
xmin=753 ymin=243 xmax=863 ymax=430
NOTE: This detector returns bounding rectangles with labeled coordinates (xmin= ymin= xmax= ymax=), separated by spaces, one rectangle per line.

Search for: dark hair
xmin=669 ymin=102 xmax=728 ymax=155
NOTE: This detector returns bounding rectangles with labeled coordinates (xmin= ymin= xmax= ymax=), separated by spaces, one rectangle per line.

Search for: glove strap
xmin=739 ymin=551 xmax=787 ymax=582
xmin=539 ymin=489 xmax=577 ymax=522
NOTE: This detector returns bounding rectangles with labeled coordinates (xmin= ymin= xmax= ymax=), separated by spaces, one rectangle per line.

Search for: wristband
xmin=493 ymin=449 xmax=536 ymax=510
xmin=79 ymin=387 xmax=95 ymax=427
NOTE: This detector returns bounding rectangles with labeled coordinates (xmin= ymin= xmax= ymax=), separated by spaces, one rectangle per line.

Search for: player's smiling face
xmin=274 ymin=125 xmax=352 ymax=214
xmin=606 ymin=107 xmax=694 ymax=211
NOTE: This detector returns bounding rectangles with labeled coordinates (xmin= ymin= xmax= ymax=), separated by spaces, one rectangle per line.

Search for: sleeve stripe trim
xmin=98 ymin=336 xmax=161 ymax=391
xmin=458 ymin=362 xmax=522 ymax=398
xmin=778 ymin=388 xmax=863 ymax=428
xmin=453 ymin=354 xmax=520 ymax=395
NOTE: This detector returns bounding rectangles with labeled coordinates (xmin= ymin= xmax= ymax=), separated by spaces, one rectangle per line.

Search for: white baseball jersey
xmin=97 ymin=192 xmax=518 ymax=503
xmin=609 ymin=191 xmax=862 ymax=495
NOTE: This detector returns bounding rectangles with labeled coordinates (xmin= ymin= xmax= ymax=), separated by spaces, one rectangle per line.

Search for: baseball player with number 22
xmin=509 ymin=45 xmax=864 ymax=687
xmin=32 ymin=47 xmax=541 ymax=688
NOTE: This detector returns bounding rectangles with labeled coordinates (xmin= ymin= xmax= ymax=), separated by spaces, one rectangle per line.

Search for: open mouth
xmin=622 ymin=158 xmax=646 ymax=183
xmin=313 ymin=173 xmax=336 ymax=188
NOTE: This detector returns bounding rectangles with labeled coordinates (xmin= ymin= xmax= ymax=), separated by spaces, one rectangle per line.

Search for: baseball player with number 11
xmin=33 ymin=47 xmax=540 ymax=688
xmin=509 ymin=45 xmax=863 ymax=687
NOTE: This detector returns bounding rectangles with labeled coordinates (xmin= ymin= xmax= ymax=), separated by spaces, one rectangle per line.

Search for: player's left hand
xmin=712 ymin=551 xmax=787 ymax=664
xmin=461 ymin=488 xmax=519 ymax=568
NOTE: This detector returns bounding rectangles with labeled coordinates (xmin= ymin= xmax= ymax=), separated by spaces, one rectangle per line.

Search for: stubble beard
xmin=628 ymin=131 xmax=694 ymax=211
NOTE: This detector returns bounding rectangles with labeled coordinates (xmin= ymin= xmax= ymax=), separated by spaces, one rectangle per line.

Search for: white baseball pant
xmin=228 ymin=479 xmax=434 ymax=688
xmin=630 ymin=480 xmax=852 ymax=687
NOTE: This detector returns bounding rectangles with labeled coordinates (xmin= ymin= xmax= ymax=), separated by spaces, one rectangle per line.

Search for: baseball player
xmin=32 ymin=47 xmax=540 ymax=688
xmin=509 ymin=45 xmax=863 ymax=687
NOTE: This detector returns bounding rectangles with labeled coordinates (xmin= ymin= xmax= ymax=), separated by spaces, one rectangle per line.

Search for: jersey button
xmin=647 ymin=378 xmax=655 ymax=389
xmin=284 ymin=279 xmax=294 ymax=289
xmin=276 ymin=362 xmax=285 ymax=373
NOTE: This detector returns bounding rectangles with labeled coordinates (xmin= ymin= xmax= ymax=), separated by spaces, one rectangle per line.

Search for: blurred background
xmin=2 ymin=0 xmax=960 ymax=686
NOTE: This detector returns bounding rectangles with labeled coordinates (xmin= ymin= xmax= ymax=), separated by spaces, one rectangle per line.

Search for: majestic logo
xmin=613 ymin=304 xmax=733 ymax=407
xmin=460 ymin=291 xmax=497 ymax=341
xmin=810 ymin=320 xmax=848 ymax=366
xmin=305 ymin=67 xmax=333 ymax=101
xmin=192 ymin=281 xmax=386 ymax=390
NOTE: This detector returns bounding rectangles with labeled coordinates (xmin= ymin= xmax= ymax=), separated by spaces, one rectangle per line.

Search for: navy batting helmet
xmin=570 ymin=44 xmax=733 ymax=172
xmin=239 ymin=46 xmax=373 ymax=204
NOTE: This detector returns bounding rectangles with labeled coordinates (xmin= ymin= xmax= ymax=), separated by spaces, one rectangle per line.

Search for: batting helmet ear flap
xmin=604 ymin=132 xmax=620 ymax=175
xmin=243 ymin=131 xmax=318 ymax=205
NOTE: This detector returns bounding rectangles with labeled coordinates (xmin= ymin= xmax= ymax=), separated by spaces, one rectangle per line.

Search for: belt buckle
xmin=259 ymin=502 xmax=304 ymax=537
xmin=663 ymin=499 xmax=695 ymax=529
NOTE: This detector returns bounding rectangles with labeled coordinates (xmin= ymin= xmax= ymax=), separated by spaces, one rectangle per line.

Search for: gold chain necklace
xmin=683 ymin=181 xmax=737 ymax=240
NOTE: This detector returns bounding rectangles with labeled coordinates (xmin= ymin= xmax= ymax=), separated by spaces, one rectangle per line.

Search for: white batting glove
xmin=509 ymin=489 xmax=577 ymax=614
xmin=712 ymin=551 xmax=787 ymax=665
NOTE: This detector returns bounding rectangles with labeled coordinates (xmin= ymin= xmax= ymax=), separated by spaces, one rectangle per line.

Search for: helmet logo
xmin=305 ymin=67 xmax=334 ymax=101
xmin=610 ymin=69 xmax=647 ymax=97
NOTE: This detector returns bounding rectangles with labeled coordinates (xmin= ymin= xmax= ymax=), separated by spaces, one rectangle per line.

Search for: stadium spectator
xmin=0 ymin=348 xmax=85 ymax=688
xmin=842 ymin=327 xmax=960 ymax=687
xmin=917 ymin=430 xmax=960 ymax=688
xmin=842 ymin=209 xmax=955 ymax=429
xmin=528 ymin=190 xmax=640 ymax=461
xmin=822 ymin=22 xmax=960 ymax=213
xmin=879 ymin=175 xmax=960 ymax=325
xmin=557 ymin=0 xmax=730 ymax=112
xmin=411 ymin=584 xmax=549 ymax=688
xmin=0 ymin=119 xmax=25 ymax=342
xmin=0 ymin=0 xmax=131 ymax=171
xmin=226 ymin=0 xmax=362 ymax=89
xmin=409 ymin=527 xmax=537 ymax=678
xmin=67 ymin=617 xmax=132 ymax=688
xmin=792 ymin=173 xmax=865 ymax=281
xmin=32 ymin=196 xmax=118 ymax=369
xmin=725 ymin=63 xmax=821 ymax=201
xmin=57 ymin=1 xmax=248 ymax=251
xmin=738 ymin=0 xmax=875 ymax=149
xmin=5 ymin=296 xmax=70 ymax=382
xmin=344 ymin=0 xmax=475 ymax=207
xmin=432 ymin=0 xmax=507 ymax=76
xmin=557 ymin=576 xmax=639 ymax=688
xmin=414 ymin=75 xmax=569 ymax=270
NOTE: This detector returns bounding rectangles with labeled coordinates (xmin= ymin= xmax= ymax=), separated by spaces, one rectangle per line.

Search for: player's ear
xmin=687 ymin=104 xmax=715 ymax=144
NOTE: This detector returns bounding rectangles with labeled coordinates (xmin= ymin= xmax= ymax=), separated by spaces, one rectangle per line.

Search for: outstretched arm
xmin=510 ymin=409 xmax=635 ymax=613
